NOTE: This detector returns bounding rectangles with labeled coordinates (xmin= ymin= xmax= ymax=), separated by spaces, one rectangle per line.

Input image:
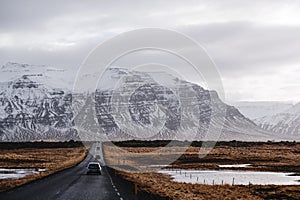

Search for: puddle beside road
xmin=159 ymin=169 xmax=300 ymax=185
xmin=0 ymin=168 xmax=46 ymax=179
xmin=218 ymin=164 xmax=251 ymax=168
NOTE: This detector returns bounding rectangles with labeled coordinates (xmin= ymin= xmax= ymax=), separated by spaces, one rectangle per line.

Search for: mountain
xmin=254 ymin=103 xmax=300 ymax=136
xmin=93 ymin=68 xmax=282 ymax=141
xmin=0 ymin=62 xmax=78 ymax=141
xmin=0 ymin=62 xmax=293 ymax=141
xmin=0 ymin=62 xmax=74 ymax=90
xmin=231 ymin=101 xmax=294 ymax=119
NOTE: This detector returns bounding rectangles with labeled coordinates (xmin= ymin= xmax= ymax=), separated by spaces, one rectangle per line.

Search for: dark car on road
xmin=86 ymin=162 xmax=102 ymax=175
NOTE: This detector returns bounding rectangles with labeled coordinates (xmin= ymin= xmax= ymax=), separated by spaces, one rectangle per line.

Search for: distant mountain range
xmin=253 ymin=103 xmax=300 ymax=136
xmin=232 ymin=101 xmax=299 ymax=138
xmin=0 ymin=62 xmax=298 ymax=141
xmin=232 ymin=101 xmax=294 ymax=119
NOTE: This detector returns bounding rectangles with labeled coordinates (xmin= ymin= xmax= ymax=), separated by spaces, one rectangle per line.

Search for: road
xmin=0 ymin=143 xmax=125 ymax=200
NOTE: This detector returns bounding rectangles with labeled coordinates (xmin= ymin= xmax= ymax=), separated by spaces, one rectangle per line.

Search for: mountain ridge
xmin=254 ymin=103 xmax=300 ymax=136
xmin=0 ymin=62 xmax=296 ymax=141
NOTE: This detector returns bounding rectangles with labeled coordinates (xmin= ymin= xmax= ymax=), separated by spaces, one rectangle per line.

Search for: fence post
xmin=232 ymin=178 xmax=235 ymax=185
xmin=134 ymin=182 xmax=138 ymax=196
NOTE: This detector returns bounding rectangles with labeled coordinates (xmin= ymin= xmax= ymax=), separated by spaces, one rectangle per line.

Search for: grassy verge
xmin=0 ymin=143 xmax=87 ymax=192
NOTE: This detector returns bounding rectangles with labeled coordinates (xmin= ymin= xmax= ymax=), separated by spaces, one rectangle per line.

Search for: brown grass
xmin=0 ymin=147 xmax=87 ymax=192
xmin=118 ymin=170 xmax=262 ymax=200
xmin=103 ymin=143 xmax=300 ymax=200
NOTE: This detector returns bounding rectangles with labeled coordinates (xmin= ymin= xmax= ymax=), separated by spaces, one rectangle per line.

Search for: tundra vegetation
xmin=104 ymin=141 xmax=300 ymax=200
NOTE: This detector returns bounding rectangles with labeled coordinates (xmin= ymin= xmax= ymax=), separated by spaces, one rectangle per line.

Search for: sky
xmin=0 ymin=0 xmax=299 ymax=103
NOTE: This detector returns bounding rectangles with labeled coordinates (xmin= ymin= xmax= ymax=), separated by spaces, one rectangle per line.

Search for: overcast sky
xmin=0 ymin=0 xmax=299 ymax=102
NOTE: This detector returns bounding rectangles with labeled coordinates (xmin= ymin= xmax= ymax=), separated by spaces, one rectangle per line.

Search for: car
xmin=86 ymin=162 xmax=102 ymax=175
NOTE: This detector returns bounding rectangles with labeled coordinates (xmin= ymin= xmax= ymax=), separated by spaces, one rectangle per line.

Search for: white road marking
xmin=99 ymin=143 xmax=123 ymax=200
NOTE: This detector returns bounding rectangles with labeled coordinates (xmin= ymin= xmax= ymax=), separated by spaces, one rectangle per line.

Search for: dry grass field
xmin=103 ymin=142 xmax=300 ymax=200
xmin=0 ymin=146 xmax=87 ymax=192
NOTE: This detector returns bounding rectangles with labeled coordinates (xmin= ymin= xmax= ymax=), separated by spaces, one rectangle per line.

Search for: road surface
xmin=0 ymin=143 xmax=125 ymax=200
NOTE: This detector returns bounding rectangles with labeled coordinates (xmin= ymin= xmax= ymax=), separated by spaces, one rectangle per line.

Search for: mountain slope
xmin=0 ymin=63 xmax=78 ymax=141
xmin=254 ymin=103 xmax=300 ymax=136
xmin=0 ymin=62 xmax=74 ymax=90
xmin=232 ymin=101 xmax=294 ymax=119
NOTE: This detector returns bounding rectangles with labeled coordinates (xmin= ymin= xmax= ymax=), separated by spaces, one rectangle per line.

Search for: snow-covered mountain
xmin=0 ymin=62 xmax=74 ymax=90
xmin=231 ymin=101 xmax=294 ymax=119
xmin=254 ymin=103 xmax=300 ymax=136
xmin=0 ymin=62 xmax=78 ymax=141
xmin=0 ymin=62 xmax=294 ymax=141
xmin=93 ymin=68 xmax=283 ymax=141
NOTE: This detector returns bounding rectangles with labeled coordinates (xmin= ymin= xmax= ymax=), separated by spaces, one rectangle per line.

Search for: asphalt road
xmin=0 ymin=144 xmax=125 ymax=200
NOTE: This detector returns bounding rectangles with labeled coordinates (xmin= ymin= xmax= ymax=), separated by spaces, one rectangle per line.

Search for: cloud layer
xmin=0 ymin=0 xmax=299 ymax=102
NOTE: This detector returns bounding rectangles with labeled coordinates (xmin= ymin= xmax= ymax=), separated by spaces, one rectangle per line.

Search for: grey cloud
xmin=0 ymin=0 xmax=300 ymax=101
xmin=182 ymin=22 xmax=300 ymax=76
